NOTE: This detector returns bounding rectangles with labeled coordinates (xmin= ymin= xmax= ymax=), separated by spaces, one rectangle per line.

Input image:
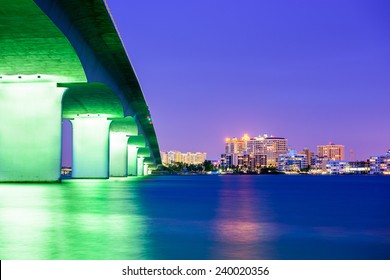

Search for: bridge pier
xmin=1 ymin=0 xmax=162 ymax=183
xmin=137 ymin=157 xmax=145 ymax=176
xmin=61 ymin=82 xmax=124 ymax=179
xmin=143 ymin=164 xmax=149 ymax=176
xmin=128 ymin=135 xmax=146 ymax=176
xmin=109 ymin=133 xmax=130 ymax=177
xmin=128 ymin=146 xmax=138 ymax=176
xmin=0 ymin=78 xmax=64 ymax=182
xmin=71 ymin=118 xmax=112 ymax=178
xmin=109 ymin=117 xmax=138 ymax=177
xmin=137 ymin=147 xmax=151 ymax=176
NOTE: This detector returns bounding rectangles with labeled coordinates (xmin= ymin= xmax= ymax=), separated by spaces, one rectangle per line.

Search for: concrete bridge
xmin=0 ymin=0 xmax=161 ymax=181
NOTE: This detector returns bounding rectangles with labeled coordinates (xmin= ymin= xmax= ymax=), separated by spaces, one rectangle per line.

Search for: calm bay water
xmin=0 ymin=175 xmax=389 ymax=260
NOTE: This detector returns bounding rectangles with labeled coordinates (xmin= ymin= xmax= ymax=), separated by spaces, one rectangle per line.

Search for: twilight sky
xmin=64 ymin=0 xmax=390 ymax=165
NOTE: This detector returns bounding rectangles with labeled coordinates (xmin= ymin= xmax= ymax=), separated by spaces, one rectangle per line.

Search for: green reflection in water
xmin=0 ymin=178 xmax=150 ymax=259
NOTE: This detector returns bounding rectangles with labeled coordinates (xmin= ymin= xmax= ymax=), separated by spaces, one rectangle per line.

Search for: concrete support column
xmin=71 ymin=118 xmax=112 ymax=178
xmin=127 ymin=135 xmax=146 ymax=176
xmin=137 ymin=157 xmax=145 ymax=176
xmin=0 ymin=79 xmax=64 ymax=182
xmin=143 ymin=164 xmax=149 ymax=176
xmin=109 ymin=133 xmax=129 ymax=177
xmin=127 ymin=146 xmax=138 ymax=176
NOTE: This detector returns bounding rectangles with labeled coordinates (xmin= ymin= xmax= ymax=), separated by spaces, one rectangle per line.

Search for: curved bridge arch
xmin=0 ymin=0 xmax=161 ymax=181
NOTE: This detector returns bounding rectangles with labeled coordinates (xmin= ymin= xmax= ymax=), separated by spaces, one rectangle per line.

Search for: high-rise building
xmin=245 ymin=134 xmax=288 ymax=166
xmin=220 ymin=153 xmax=266 ymax=172
xmin=224 ymin=134 xmax=288 ymax=167
xmin=225 ymin=136 xmax=247 ymax=154
xmin=298 ymin=148 xmax=314 ymax=166
xmin=317 ymin=143 xmax=345 ymax=161
xmin=161 ymin=151 xmax=207 ymax=165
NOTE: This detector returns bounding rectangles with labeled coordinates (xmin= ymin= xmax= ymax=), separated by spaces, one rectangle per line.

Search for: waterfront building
xmin=228 ymin=133 xmax=287 ymax=166
xmin=181 ymin=152 xmax=207 ymax=165
xmin=326 ymin=160 xmax=348 ymax=174
xmin=249 ymin=154 xmax=267 ymax=171
xmin=220 ymin=154 xmax=229 ymax=169
xmin=167 ymin=150 xmax=182 ymax=164
xmin=161 ymin=152 xmax=169 ymax=165
xmin=161 ymin=151 xmax=207 ymax=165
xmin=317 ymin=143 xmax=345 ymax=160
xmin=236 ymin=154 xmax=267 ymax=171
xmin=298 ymin=148 xmax=314 ymax=166
xmin=369 ymin=150 xmax=390 ymax=175
xmin=309 ymin=155 xmax=329 ymax=174
xmin=225 ymin=136 xmax=247 ymax=154
xmin=278 ymin=150 xmax=308 ymax=172
xmin=347 ymin=161 xmax=370 ymax=174
xmin=220 ymin=153 xmax=266 ymax=172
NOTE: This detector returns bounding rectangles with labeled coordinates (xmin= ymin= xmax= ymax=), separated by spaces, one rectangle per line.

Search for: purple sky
xmin=63 ymin=0 xmax=390 ymax=165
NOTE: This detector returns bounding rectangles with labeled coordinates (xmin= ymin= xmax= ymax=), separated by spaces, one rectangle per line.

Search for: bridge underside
xmin=0 ymin=0 xmax=161 ymax=181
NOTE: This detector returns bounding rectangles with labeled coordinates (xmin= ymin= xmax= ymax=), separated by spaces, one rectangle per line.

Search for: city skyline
xmin=63 ymin=0 xmax=390 ymax=166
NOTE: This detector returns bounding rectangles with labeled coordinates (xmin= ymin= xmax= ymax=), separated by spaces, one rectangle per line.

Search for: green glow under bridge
xmin=0 ymin=0 xmax=161 ymax=181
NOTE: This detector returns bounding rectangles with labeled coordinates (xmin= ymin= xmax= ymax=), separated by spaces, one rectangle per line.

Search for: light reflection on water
xmin=0 ymin=175 xmax=389 ymax=259
xmin=212 ymin=176 xmax=278 ymax=259
xmin=0 ymin=179 xmax=150 ymax=259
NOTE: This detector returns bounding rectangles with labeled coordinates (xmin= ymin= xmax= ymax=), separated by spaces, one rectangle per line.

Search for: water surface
xmin=0 ymin=175 xmax=389 ymax=259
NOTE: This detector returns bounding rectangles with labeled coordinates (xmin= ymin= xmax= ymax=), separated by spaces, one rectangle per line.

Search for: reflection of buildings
xmin=317 ymin=143 xmax=345 ymax=160
xmin=222 ymin=134 xmax=287 ymax=169
xmin=369 ymin=150 xmax=390 ymax=175
xmin=161 ymin=151 xmax=207 ymax=165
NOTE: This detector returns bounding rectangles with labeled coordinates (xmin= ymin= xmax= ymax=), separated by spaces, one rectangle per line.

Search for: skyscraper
xmin=224 ymin=134 xmax=287 ymax=166
xmin=225 ymin=136 xmax=247 ymax=154
xmin=317 ymin=143 xmax=345 ymax=161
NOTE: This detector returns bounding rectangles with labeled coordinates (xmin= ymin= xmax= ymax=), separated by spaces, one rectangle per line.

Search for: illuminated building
xmin=223 ymin=133 xmax=287 ymax=169
xmin=244 ymin=134 xmax=288 ymax=166
xmin=225 ymin=136 xmax=247 ymax=154
xmin=309 ymin=155 xmax=329 ymax=174
xmin=326 ymin=160 xmax=348 ymax=174
xmin=347 ymin=161 xmax=370 ymax=174
xmin=369 ymin=150 xmax=390 ymax=175
xmin=278 ymin=150 xmax=308 ymax=172
xmin=298 ymin=148 xmax=314 ymax=166
xmin=221 ymin=153 xmax=266 ymax=172
xmin=161 ymin=151 xmax=207 ymax=165
xmin=317 ymin=143 xmax=345 ymax=161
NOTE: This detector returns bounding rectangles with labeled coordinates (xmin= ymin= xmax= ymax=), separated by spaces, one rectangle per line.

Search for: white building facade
xmin=369 ymin=150 xmax=390 ymax=175
xmin=278 ymin=150 xmax=308 ymax=172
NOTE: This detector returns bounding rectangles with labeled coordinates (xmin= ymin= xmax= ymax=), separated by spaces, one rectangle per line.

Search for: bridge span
xmin=0 ymin=0 xmax=161 ymax=181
